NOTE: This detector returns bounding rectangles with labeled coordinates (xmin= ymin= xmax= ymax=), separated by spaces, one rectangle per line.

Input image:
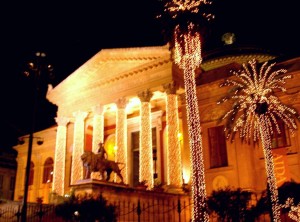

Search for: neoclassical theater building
xmin=13 ymin=44 xmax=300 ymax=204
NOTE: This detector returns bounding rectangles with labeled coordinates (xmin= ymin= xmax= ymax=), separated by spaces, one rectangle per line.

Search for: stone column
xmin=178 ymin=93 xmax=191 ymax=183
xmin=163 ymin=82 xmax=183 ymax=189
xmin=71 ymin=111 xmax=88 ymax=185
xmin=115 ymin=97 xmax=128 ymax=183
xmin=92 ymin=105 xmax=105 ymax=153
xmin=52 ymin=116 xmax=69 ymax=196
xmin=138 ymin=89 xmax=154 ymax=189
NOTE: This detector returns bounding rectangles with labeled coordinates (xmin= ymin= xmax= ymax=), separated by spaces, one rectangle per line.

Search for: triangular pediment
xmin=47 ymin=45 xmax=175 ymax=118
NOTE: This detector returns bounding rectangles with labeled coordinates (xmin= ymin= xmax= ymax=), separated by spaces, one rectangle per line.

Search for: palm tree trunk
xmin=259 ymin=114 xmax=281 ymax=222
xmin=183 ymin=65 xmax=209 ymax=222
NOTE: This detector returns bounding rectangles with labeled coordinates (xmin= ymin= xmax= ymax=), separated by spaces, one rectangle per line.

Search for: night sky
xmin=1 ymin=0 xmax=300 ymax=151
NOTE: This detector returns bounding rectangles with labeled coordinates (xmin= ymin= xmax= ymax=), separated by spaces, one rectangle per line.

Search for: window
xmin=208 ymin=125 xmax=228 ymax=168
xmin=29 ymin=162 xmax=34 ymax=186
xmin=272 ymin=119 xmax=291 ymax=149
xmin=10 ymin=177 xmax=15 ymax=191
xmin=0 ymin=175 xmax=3 ymax=189
xmin=43 ymin=157 xmax=54 ymax=183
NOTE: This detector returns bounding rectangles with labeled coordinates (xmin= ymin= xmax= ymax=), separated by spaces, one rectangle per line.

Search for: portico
xmin=46 ymin=45 xmax=188 ymax=196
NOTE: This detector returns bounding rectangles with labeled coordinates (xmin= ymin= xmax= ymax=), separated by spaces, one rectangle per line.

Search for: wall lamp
xmin=18 ymin=136 xmax=44 ymax=145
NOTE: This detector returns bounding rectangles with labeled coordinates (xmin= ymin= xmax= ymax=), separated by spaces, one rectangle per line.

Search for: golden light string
xmin=92 ymin=114 xmax=103 ymax=153
xmin=178 ymin=51 xmax=208 ymax=221
xmin=164 ymin=0 xmax=214 ymax=20
xmin=174 ymin=24 xmax=202 ymax=70
xmin=165 ymin=0 xmax=202 ymax=15
xmin=161 ymin=0 xmax=214 ymax=220
xmin=281 ymin=198 xmax=300 ymax=221
xmin=172 ymin=18 xmax=208 ymax=222
xmin=166 ymin=93 xmax=182 ymax=187
xmin=218 ymin=59 xmax=300 ymax=221
xmin=182 ymin=62 xmax=209 ymax=222
xmin=259 ymin=114 xmax=281 ymax=221
xmin=71 ymin=111 xmax=88 ymax=184
xmin=53 ymin=121 xmax=67 ymax=196
xmin=139 ymin=102 xmax=154 ymax=188
xmin=116 ymin=108 xmax=128 ymax=183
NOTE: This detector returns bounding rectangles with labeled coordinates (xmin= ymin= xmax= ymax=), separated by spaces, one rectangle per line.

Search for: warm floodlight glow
xmin=218 ymin=59 xmax=300 ymax=221
xmin=126 ymin=97 xmax=141 ymax=113
xmin=182 ymin=168 xmax=190 ymax=184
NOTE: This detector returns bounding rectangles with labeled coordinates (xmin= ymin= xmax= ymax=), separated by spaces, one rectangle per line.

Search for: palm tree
xmin=158 ymin=1 xmax=214 ymax=221
xmin=217 ymin=59 xmax=300 ymax=221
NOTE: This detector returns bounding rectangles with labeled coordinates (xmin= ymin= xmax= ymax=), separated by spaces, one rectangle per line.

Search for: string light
xmin=174 ymin=18 xmax=209 ymax=222
xmin=116 ymin=99 xmax=128 ymax=183
xmin=92 ymin=105 xmax=105 ymax=153
xmin=281 ymin=198 xmax=300 ymax=221
xmin=159 ymin=1 xmax=214 ymax=220
xmin=53 ymin=117 xmax=69 ymax=196
xmin=218 ymin=59 xmax=300 ymax=221
xmin=71 ymin=111 xmax=88 ymax=185
xmin=166 ymin=93 xmax=182 ymax=187
xmin=138 ymin=90 xmax=154 ymax=189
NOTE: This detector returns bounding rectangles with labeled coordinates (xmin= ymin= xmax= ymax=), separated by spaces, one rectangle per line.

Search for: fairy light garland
xmin=92 ymin=105 xmax=105 ymax=153
xmin=159 ymin=0 xmax=214 ymax=220
xmin=53 ymin=117 xmax=69 ymax=196
xmin=166 ymin=92 xmax=182 ymax=187
xmin=71 ymin=111 xmax=88 ymax=185
xmin=116 ymin=98 xmax=128 ymax=184
xmin=260 ymin=114 xmax=281 ymax=221
xmin=138 ymin=90 xmax=154 ymax=189
xmin=281 ymin=198 xmax=300 ymax=221
xmin=218 ymin=59 xmax=300 ymax=222
xmin=174 ymin=22 xmax=208 ymax=222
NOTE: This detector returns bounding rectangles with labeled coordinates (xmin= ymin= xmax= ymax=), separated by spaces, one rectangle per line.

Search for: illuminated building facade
xmin=13 ymin=45 xmax=300 ymax=205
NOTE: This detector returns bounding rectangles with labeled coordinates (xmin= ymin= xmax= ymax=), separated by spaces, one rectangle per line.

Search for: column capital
xmin=92 ymin=104 xmax=105 ymax=115
xmin=163 ymin=81 xmax=178 ymax=95
xmin=55 ymin=116 xmax=70 ymax=127
xmin=138 ymin=89 xmax=153 ymax=102
xmin=73 ymin=111 xmax=88 ymax=121
xmin=116 ymin=97 xmax=128 ymax=109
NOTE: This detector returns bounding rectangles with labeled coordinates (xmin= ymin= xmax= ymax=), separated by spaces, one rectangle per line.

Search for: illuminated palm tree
xmin=158 ymin=1 xmax=214 ymax=221
xmin=217 ymin=59 xmax=300 ymax=221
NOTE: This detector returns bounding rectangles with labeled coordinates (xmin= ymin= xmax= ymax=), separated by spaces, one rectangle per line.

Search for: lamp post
xmin=21 ymin=52 xmax=53 ymax=222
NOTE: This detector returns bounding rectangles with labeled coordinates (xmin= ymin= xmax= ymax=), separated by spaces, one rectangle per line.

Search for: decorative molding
xmin=116 ymin=97 xmax=128 ymax=109
xmin=55 ymin=116 xmax=70 ymax=127
xmin=92 ymin=104 xmax=105 ymax=115
xmin=163 ymin=81 xmax=178 ymax=95
xmin=138 ymin=89 xmax=153 ymax=103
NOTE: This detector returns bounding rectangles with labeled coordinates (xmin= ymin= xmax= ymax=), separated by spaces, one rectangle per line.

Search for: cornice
xmin=201 ymin=54 xmax=276 ymax=71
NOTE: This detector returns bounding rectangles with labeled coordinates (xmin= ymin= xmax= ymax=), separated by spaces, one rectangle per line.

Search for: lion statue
xmin=81 ymin=151 xmax=124 ymax=183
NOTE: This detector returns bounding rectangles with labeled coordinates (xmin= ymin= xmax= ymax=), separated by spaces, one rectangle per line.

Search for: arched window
xmin=29 ymin=161 xmax=34 ymax=186
xmin=43 ymin=157 xmax=54 ymax=184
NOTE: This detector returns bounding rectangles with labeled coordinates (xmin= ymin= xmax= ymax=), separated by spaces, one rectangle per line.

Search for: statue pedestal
xmin=71 ymin=179 xmax=188 ymax=203
xmin=73 ymin=179 xmax=128 ymax=198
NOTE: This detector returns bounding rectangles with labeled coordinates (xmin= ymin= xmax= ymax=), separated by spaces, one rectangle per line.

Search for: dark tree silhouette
xmin=55 ymin=192 xmax=117 ymax=222
xmin=207 ymin=186 xmax=255 ymax=222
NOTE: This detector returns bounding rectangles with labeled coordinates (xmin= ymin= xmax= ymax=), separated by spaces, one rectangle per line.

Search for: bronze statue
xmin=81 ymin=150 xmax=124 ymax=184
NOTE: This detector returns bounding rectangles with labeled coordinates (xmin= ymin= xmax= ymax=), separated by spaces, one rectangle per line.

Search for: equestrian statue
xmin=81 ymin=142 xmax=124 ymax=183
